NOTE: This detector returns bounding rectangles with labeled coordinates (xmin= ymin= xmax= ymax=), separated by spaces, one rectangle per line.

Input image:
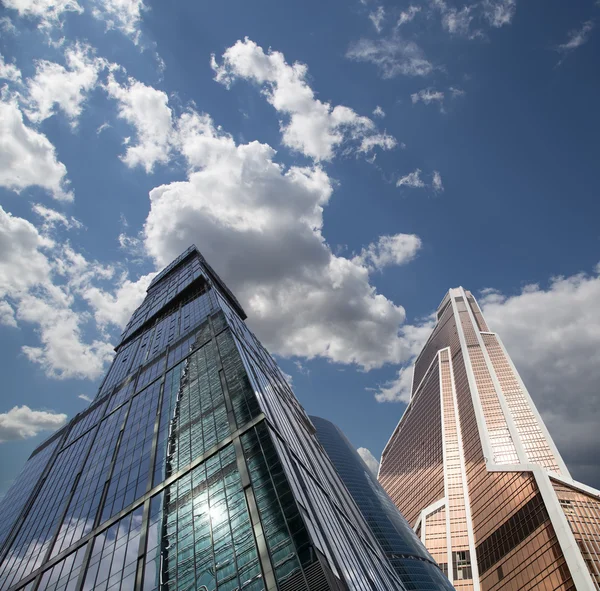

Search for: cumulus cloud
xmin=372 ymin=316 xmax=436 ymax=402
xmin=346 ymin=36 xmax=433 ymax=78
xmin=26 ymin=43 xmax=108 ymax=126
xmin=0 ymin=53 xmax=21 ymax=82
xmin=140 ymin=102 xmax=419 ymax=370
xmin=357 ymin=447 xmax=380 ymax=476
xmin=0 ymin=205 xmax=144 ymax=379
xmin=1 ymin=0 xmax=83 ymax=30
xmin=396 ymin=169 xmax=425 ymax=188
xmin=105 ymin=74 xmax=173 ymax=172
xmin=480 ymin=267 xmax=600 ymax=488
xmin=91 ymin=0 xmax=146 ymax=43
xmin=78 ymin=394 xmax=92 ymax=402
xmin=0 ymin=406 xmax=67 ymax=442
xmin=212 ymin=38 xmax=396 ymax=161
xmin=353 ymin=234 xmax=421 ymax=271
xmin=0 ymin=16 xmax=17 ymax=34
xmin=32 ymin=203 xmax=83 ymax=231
xmin=369 ymin=6 xmax=385 ymax=33
xmin=432 ymin=171 xmax=443 ymax=192
xmin=82 ymin=270 xmax=155 ymax=330
xmin=372 ymin=105 xmax=385 ymax=118
xmin=0 ymin=301 xmax=17 ymax=328
xmin=0 ymin=98 xmax=72 ymax=200
xmin=397 ymin=5 xmax=421 ymax=27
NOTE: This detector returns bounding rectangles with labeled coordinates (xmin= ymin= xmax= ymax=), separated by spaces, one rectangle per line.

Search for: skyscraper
xmin=0 ymin=245 xmax=410 ymax=591
xmin=310 ymin=415 xmax=455 ymax=590
xmin=378 ymin=287 xmax=600 ymax=591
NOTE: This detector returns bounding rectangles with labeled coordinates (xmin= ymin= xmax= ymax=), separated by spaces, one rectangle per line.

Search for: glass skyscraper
xmin=379 ymin=287 xmax=600 ymax=591
xmin=0 ymin=245 xmax=411 ymax=591
xmin=310 ymin=416 xmax=455 ymax=590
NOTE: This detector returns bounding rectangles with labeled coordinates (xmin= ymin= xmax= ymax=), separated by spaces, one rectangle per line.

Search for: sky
xmin=0 ymin=0 xmax=599 ymax=496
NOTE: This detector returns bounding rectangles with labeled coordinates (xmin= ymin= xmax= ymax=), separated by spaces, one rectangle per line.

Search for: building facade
xmin=310 ymin=415 xmax=455 ymax=590
xmin=378 ymin=287 xmax=600 ymax=591
xmin=0 ymin=246 xmax=408 ymax=591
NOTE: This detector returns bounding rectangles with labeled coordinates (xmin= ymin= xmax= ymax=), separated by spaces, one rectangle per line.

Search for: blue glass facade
xmin=0 ymin=246 xmax=410 ymax=591
xmin=310 ymin=416 xmax=455 ymax=591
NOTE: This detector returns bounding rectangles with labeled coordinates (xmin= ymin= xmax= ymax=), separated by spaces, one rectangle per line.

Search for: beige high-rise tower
xmin=379 ymin=287 xmax=600 ymax=591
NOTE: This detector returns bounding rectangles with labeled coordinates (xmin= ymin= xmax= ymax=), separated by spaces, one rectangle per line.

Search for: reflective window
xmin=241 ymin=423 xmax=314 ymax=586
xmin=0 ymin=431 xmax=94 ymax=590
xmin=217 ymin=330 xmax=261 ymax=428
xmin=63 ymin=398 xmax=108 ymax=447
xmin=142 ymin=445 xmax=264 ymax=591
xmin=100 ymin=381 xmax=162 ymax=523
xmin=0 ymin=436 xmax=61 ymax=550
xmin=38 ymin=544 xmax=87 ymax=591
xmin=154 ymin=341 xmax=230 ymax=477
xmin=52 ymin=405 xmax=129 ymax=557
xmin=82 ymin=506 xmax=143 ymax=591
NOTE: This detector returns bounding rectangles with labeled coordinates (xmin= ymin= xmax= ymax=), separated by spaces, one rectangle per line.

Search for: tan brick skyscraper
xmin=379 ymin=287 xmax=600 ymax=591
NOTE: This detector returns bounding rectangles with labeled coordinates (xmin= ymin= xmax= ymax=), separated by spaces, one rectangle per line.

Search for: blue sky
xmin=1 ymin=0 xmax=599 ymax=495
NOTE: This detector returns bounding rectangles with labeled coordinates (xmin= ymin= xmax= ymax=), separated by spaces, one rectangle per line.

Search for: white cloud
xmin=81 ymin=270 xmax=155 ymax=330
xmin=0 ymin=301 xmax=17 ymax=328
xmin=411 ymin=88 xmax=445 ymax=106
xmin=482 ymin=0 xmax=517 ymax=28
xmin=26 ymin=43 xmax=107 ymax=126
xmin=346 ymin=36 xmax=433 ymax=78
xmin=32 ymin=203 xmax=82 ymax=231
xmin=432 ymin=0 xmax=480 ymax=39
xmin=558 ymin=20 xmax=594 ymax=54
xmin=2 ymin=0 xmax=83 ymax=30
xmin=358 ymin=132 xmax=396 ymax=154
xmin=91 ymin=0 xmax=146 ymax=44
xmin=0 ymin=54 xmax=21 ymax=82
xmin=0 ymin=406 xmax=67 ymax=442
xmin=372 ymin=105 xmax=385 ymax=118
xmin=0 ymin=97 xmax=72 ymax=200
xmin=117 ymin=232 xmax=145 ymax=260
xmin=357 ymin=447 xmax=380 ymax=475
xmin=372 ymin=315 xmax=437 ymax=402
xmin=373 ymin=366 xmax=413 ymax=403
xmin=143 ymin=107 xmax=418 ymax=370
xmin=212 ymin=38 xmax=396 ymax=161
xmin=96 ymin=122 xmax=111 ymax=135
xmin=353 ymin=234 xmax=421 ymax=271
xmin=480 ymin=267 xmax=600 ymax=487
xmin=432 ymin=170 xmax=443 ymax=192
xmin=449 ymin=86 xmax=466 ymax=98
xmin=396 ymin=168 xmax=425 ymax=188
xmin=0 ymin=206 xmax=116 ymax=379
xmin=105 ymin=74 xmax=173 ymax=172
xmin=397 ymin=5 xmax=421 ymax=27
xmin=18 ymin=295 xmax=114 ymax=379
xmin=0 ymin=16 xmax=17 ymax=34
xmin=78 ymin=394 xmax=92 ymax=402
xmin=369 ymin=6 xmax=385 ymax=33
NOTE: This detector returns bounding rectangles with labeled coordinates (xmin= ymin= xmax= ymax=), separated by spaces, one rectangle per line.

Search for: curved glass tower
xmin=310 ymin=416 xmax=455 ymax=591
